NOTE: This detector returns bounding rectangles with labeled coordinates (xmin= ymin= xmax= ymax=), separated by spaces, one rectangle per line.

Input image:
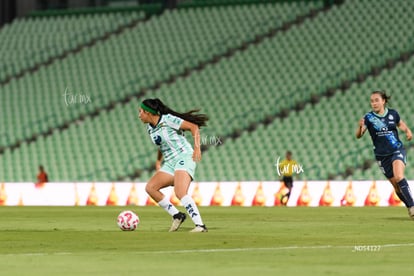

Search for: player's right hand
xmin=359 ymin=118 xmax=365 ymax=128
xmin=155 ymin=160 xmax=161 ymax=170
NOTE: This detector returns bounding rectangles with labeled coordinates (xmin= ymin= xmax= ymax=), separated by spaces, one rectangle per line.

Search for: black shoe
xmin=169 ymin=212 xmax=186 ymax=232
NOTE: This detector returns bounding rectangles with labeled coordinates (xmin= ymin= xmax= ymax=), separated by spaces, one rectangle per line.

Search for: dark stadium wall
xmin=15 ymin=0 xmax=37 ymax=18
xmin=0 ymin=0 xmax=16 ymax=26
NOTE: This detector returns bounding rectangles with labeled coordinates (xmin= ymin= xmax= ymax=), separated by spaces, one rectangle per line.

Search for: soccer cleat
xmin=169 ymin=212 xmax=186 ymax=232
xmin=408 ymin=206 xmax=414 ymax=220
xmin=190 ymin=224 xmax=208 ymax=233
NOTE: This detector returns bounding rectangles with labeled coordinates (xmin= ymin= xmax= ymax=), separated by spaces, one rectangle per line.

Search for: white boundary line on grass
xmin=137 ymin=242 xmax=414 ymax=254
xmin=3 ymin=243 xmax=414 ymax=257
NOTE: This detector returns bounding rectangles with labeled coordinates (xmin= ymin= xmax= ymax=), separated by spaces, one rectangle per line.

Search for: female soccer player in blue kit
xmin=139 ymin=98 xmax=209 ymax=232
xmin=356 ymin=91 xmax=414 ymax=219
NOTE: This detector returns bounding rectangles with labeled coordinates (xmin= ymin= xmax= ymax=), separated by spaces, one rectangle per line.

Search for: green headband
xmin=140 ymin=102 xmax=158 ymax=114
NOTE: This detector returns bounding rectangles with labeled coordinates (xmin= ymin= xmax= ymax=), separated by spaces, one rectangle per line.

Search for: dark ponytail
xmin=142 ymin=98 xmax=209 ymax=127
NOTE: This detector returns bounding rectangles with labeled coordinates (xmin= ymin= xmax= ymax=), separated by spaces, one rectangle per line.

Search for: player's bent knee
xmin=145 ymin=183 xmax=155 ymax=195
xmin=394 ymin=176 xmax=405 ymax=183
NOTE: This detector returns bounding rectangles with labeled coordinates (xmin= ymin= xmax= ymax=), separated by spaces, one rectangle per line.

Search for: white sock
xmin=158 ymin=196 xmax=180 ymax=217
xmin=181 ymin=195 xmax=204 ymax=225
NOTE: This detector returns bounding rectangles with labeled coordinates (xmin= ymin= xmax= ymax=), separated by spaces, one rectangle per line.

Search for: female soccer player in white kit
xmin=139 ymin=98 xmax=208 ymax=232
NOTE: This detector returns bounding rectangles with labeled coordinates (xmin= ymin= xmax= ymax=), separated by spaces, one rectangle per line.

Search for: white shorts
xmin=160 ymin=154 xmax=196 ymax=180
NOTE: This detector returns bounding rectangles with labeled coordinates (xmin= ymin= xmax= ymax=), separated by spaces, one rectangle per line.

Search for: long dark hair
xmin=372 ymin=90 xmax=391 ymax=106
xmin=142 ymin=98 xmax=208 ymax=127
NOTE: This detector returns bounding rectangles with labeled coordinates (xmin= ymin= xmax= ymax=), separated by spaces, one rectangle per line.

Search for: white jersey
xmin=146 ymin=114 xmax=193 ymax=161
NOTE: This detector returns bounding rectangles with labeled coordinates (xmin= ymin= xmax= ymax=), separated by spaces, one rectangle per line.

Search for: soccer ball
xmin=117 ymin=210 xmax=139 ymax=231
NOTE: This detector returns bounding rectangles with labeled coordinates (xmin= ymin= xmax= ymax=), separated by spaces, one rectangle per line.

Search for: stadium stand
xmin=1 ymin=0 xmax=414 ymax=182
xmin=0 ymin=11 xmax=146 ymax=84
xmin=0 ymin=0 xmax=324 ymax=181
xmin=0 ymin=0 xmax=323 ymax=147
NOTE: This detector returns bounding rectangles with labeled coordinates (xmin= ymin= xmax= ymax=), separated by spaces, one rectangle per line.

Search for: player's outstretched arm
xmin=356 ymin=118 xmax=366 ymax=139
xmin=398 ymin=120 xmax=413 ymax=141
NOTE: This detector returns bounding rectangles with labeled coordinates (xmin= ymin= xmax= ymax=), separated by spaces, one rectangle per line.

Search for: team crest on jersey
xmin=388 ymin=114 xmax=395 ymax=124
xmin=152 ymin=135 xmax=162 ymax=145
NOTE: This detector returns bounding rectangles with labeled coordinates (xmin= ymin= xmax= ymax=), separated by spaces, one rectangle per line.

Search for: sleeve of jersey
xmin=164 ymin=114 xmax=184 ymax=130
xmin=394 ymin=110 xmax=400 ymax=124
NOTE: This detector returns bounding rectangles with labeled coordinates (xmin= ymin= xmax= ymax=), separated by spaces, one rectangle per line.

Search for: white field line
xmin=2 ymin=243 xmax=414 ymax=257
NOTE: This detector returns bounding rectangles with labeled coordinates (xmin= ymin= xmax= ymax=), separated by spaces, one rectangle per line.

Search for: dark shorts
xmin=375 ymin=149 xmax=407 ymax=179
xmin=282 ymin=176 xmax=293 ymax=189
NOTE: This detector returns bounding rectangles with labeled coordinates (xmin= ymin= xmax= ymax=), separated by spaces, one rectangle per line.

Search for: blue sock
xmin=396 ymin=191 xmax=409 ymax=207
xmin=397 ymin=179 xmax=414 ymax=208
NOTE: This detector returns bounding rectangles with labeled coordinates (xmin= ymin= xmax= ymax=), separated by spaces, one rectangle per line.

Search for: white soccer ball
xmin=117 ymin=210 xmax=139 ymax=231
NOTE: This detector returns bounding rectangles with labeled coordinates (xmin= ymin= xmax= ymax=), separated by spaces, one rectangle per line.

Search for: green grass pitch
xmin=0 ymin=206 xmax=413 ymax=275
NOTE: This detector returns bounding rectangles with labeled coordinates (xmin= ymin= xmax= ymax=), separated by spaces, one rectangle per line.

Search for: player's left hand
xmin=406 ymin=130 xmax=412 ymax=141
xmin=193 ymin=147 xmax=201 ymax=162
